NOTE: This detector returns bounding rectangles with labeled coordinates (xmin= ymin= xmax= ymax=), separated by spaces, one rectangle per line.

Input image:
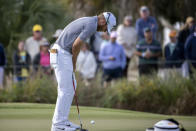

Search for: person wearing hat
xmin=136 ymin=6 xmax=158 ymax=41
xmin=33 ymin=40 xmax=51 ymax=75
xmin=99 ymin=31 xmax=126 ymax=87
xmin=117 ymin=15 xmax=137 ymax=78
xmin=50 ymin=12 xmax=116 ymax=131
xmin=135 ymin=27 xmax=162 ymax=76
xmin=164 ymin=30 xmax=180 ymax=68
xmin=25 ymin=24 xmax=47 ymax=61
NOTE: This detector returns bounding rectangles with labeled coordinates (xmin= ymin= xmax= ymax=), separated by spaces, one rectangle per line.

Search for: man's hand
xmin=109 ymin=56 xmax=116 ymax=61
xmin=72 ymin=37 xmax=83 ymax=72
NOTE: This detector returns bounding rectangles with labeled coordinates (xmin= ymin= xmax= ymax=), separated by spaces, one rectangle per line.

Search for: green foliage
xmin=0 ymin=74 xmax=57 ymax=103
xmin=1 ymin=72 xmax=196 ymax=115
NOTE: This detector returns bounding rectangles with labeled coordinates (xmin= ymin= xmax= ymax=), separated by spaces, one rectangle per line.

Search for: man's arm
xmin=72 ymin=37 xmax=84 ymax=72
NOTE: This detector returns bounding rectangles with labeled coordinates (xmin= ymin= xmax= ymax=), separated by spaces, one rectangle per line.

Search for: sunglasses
xmin=106 ymin=13 xmax=111 ymax=24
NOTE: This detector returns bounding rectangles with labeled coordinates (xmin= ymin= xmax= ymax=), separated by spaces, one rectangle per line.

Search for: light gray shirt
xmin=56 ymin=16 xmax=98 ymax=53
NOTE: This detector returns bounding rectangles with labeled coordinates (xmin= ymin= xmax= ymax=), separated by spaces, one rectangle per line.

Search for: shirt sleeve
xmin=184 ymin=36 xmax=193 ymax=59
xmin=99 ymin=47 xmax=110 ymax=61
xmin=79 ymin=22 xmax=96 ymax=42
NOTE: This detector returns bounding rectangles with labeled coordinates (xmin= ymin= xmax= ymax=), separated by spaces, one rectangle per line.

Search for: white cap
xmin=110 ymin=31 xmax=117 ymax=38
xmin=53 ymin=29 xmax=63 ymax=38
xmin=140 ymin=6 xmax=149 ymax=12
xmin=103 ymin=12 xmax=116 ymax=34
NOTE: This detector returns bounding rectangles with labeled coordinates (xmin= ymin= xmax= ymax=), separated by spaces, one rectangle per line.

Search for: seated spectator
xmin=25 ymin=24 xmax=47 ymax=61
xmin=135 ymin=27 xmax=162 ymax=76
xmin=117 ymin=16 xmax=137 ymax=78
xmin=136 ymin=6 xmax=158 ymax=41
xmin=164 ymin=30 xmax=179 ymax=68
xmin=76 ymin=43 xmax=97 ymax=85
xmin=99 ymin=31 xmax=126 ymax=86
xmin=185 ymin=26 xmax=196 ymax=75
xmin=33 ymin=41 xmax=51 ymax=75
xmin=0 ymin=43 xmax=6 ymax=88
xmin=13 ymin=41 xmax=31 ymax=82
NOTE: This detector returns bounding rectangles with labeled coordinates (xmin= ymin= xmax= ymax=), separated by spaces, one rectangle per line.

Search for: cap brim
xmin=107 ymin=25 xmax=113 ymax=34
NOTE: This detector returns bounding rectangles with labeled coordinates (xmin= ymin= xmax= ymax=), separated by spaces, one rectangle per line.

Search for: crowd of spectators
xmin=0 ymin=5 xmax=196 ymax=87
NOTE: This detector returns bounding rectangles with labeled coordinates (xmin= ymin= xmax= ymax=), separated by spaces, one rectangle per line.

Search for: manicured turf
xmin=0 ymin=103 xmax=196 ymax=131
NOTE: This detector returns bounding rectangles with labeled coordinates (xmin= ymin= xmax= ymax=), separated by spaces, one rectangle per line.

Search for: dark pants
xmin=123 ymin=57 xmax=131 ymax=78
xmin=103 ymin=67 xmax=122 ymax=82
xmin=138 ymin=64 xmax=158 ymax=76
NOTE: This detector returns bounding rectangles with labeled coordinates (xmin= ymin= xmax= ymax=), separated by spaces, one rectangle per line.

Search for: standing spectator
xmin=33 ymin=41 xmax=51 ymax=75
xmin=185 ymin=26 xmax=196 ymax=75
xmin=76 ymin=43 xmax=97 ymax=85
xmin=13 ymin=41 xmax=31 ymax=82
xmin=99 ymin=31 xmax=126 ymax=85
xmin=0 ymin=43 xmax=6 ymax=88
xmin=178 ymin=17 xmax=195 ymax=44
xmin=25 ymin=24 xmax=47 ymax=61
xmin=135 ymin=27 xmax=162 ymax=76
xmin=136 ymin=6 xmax=158 ymax=41
xmin=164 ymin=30 xmax=180 ymax=68
xmin=117 ymin=16 xmax=137 ymax=77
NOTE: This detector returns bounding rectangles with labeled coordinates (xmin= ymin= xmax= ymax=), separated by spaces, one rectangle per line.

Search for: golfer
xmin=50 ymin=12 xmax=116 ymax=131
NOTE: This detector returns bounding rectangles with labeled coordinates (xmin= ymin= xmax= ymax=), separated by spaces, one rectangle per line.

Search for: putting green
xmin=0 ymin=103 xmax=196 ymax=131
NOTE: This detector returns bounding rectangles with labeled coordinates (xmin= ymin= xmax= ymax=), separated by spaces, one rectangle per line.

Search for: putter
xmin=72 ymin=74 xmax=88 ymax=131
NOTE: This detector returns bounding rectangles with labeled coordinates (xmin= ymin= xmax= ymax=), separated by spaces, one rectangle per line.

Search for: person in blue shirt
xmin=136 ymin=6 xmax=158 ymax=41
xmin=185 ymin=26 xmax=196 ymax=74
xmin=99 ymin=31 xmax=126 ymax=84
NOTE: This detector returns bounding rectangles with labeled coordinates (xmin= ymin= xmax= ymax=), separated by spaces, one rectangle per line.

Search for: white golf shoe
xmin=65 ymin=121 xmax=80 ymax=129
xmin=51 ymin=125 xmax=76 ymax=131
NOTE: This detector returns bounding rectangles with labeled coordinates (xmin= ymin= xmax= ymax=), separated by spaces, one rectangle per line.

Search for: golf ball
xmin=90 ymin=120 xmax=95 ymax=124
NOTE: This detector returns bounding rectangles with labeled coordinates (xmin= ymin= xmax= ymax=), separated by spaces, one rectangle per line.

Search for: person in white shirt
xmin=117 ymin=16 xmax=137 ymax=77
xmin=77 ymin=43 xmax=97 ymax=84
xmin=25 ymin=24 xmax=47 ymax=61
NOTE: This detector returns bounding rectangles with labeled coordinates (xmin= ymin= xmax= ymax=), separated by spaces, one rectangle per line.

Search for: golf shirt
xmin=136 ymin=39 xmax=161 ymax=65
xmin=56 ymin=16 xmax=98 ymax=53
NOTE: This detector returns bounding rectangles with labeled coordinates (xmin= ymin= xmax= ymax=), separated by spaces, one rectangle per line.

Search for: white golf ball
xmin=90 ymin=120 xmax=95 ymax=124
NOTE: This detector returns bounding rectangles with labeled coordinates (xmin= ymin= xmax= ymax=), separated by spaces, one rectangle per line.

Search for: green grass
xmin=0 ymin=103 xmax=196 ymax=131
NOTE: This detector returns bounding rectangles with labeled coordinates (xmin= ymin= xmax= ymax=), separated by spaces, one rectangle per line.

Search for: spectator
xmin=33 ymin=41 xmax=51 ymax=75
xmin=117 ymin=16 xmax=137 ymax=77
xmin=13 ymin=41 xmax=31 ymax=82
xmin=185 ymin=26 xmax=196 ymax=75
xmin=171 ymin=17 xmax=195 ymax=64
xmin=135 ymin=27 xmax=162 ymax=76
xmin=100 ymin=32 xmax=110 ymax=50
xmin=136 ymin=6 xmax=158 ymax=41
xmin=0 ymin=43 xmax=6 ymax=88
xmin=25 ymin=24 xmax=47 ymax=61
xmin=76 ymin=43 xmax=97 ymax=85
xmin=164 ymin=30 xmax=179 ymax=68
xmin=178 ymin=17 xmax=195 ymax=44
xmin=99 ymin=31 xmax=126 ymax=85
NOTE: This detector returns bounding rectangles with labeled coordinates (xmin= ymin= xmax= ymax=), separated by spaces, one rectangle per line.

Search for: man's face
xmin=140 ymin=10 xmax=149 ymax=19
xmin=144 ymin=31 xmax=152 ymax=40
xmin=124 ymin=19 xmax=132 ymax=26
xmin=33 ymin=31 xmax=42 ymax=40
xmin=111 ymin=37 xmax=116 ymax=43
xmin=97 ymin=15 xmax=107 ymax=32
xmin=170 ymin=37 xmax=177 ymax=43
